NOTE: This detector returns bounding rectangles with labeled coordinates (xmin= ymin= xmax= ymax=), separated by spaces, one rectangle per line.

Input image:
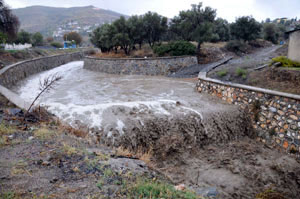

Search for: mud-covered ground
xmin=0 ymin=97 xmax=181 ymax=199
xmin=153 ymin=138 xmax=300 ymax=199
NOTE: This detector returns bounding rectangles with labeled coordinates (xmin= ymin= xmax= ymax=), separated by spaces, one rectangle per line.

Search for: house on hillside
xmin=276 ymin=17 xmax=288 ymax=23
xmin=286 ymin=28 xmax=300 ymax=62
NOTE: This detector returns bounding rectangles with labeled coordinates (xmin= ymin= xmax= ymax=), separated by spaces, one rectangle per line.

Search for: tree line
xmin=90 ymin=2 xmax=289 ymax=55
xmin=1 ymin=0 xmax=291 ymax=52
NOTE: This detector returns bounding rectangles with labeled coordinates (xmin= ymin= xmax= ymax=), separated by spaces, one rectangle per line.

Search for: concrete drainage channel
xmin=1 ymin=55 xmax=300 ymax=198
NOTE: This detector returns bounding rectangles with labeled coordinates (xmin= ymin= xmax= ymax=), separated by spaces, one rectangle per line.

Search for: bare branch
xmin=24 ymin=74 xmax=62 ymax=120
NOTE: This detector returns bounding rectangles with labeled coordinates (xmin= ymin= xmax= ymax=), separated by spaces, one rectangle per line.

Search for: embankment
xmin=197 ymin=71 xmax=300 ymax=155
xmin=83 ymin=56 xmax=197 ymax=76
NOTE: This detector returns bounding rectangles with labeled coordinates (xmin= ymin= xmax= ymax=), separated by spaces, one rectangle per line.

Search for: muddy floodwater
xmin=13 ymin=61 xmax=225 ymax=130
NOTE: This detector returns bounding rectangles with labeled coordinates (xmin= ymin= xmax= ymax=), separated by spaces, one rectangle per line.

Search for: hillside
xmin=12 ymin=5 xmax=127 ymax=37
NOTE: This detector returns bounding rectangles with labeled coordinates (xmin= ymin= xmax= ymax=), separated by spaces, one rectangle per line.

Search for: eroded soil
xmin=153 ymin=138 xmax=300 ymax=199
xmin=0 ymin=103 xmax=167 ymax=199
xmin=1 ymin=92 xmax=300 ymax=199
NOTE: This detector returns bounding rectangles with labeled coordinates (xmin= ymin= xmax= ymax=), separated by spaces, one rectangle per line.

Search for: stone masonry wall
xmin=197 ymin=77 xmax=300 ymax=156
xmin=84 ymin=56 xmax=197 ymax=76
xmin=0 ymin=52 xmax=84 ymax=88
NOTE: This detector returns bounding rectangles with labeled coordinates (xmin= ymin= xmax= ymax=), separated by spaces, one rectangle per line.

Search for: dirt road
xmin=208 ymin=45 xmax=283 ymax=83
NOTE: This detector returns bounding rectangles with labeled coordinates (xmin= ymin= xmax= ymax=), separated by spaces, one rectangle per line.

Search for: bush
xmin=0 ymin=32 xmax=8 ymax=44
xmin=153 ymin=41 xmax=196 ymax=57
xmin=236 ymin=67 xmax=247 ymax=79
xmin=271 ymin=56 xmax=300 ymax=68
xmin=129 ymin=180 xmax=197 ymax=199
xmin=217 ymin=69 xmax=227 ymax=77
xmin=225 ymin=40 xmax=249 ymax=53
xmin=50 ymin=42 xmax=63 ymax=48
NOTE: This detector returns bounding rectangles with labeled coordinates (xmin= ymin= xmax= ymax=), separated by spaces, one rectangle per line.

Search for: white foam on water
xmin=116 ymin=120 xmax=125 ymax=135
xmin=14 ymin=61 xmax=205 ymax=131
xmin=45 ymin=99 xmax=177 ymax=128
xmin=17 ymin=61 xmax=84 ymax=103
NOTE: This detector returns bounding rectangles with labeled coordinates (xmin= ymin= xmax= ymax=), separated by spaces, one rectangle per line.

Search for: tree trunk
xmin=197 ymin=42 xmax=201 ymax=54
xmin=197 ymin=42 xmax=202 ymax=64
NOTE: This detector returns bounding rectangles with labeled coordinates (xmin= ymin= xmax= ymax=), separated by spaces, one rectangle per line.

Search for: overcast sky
xmin=7 ymin=0 xmax=300 ymax=22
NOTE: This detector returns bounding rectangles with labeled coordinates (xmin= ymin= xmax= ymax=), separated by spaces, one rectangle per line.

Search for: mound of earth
xmin=152 ymin=138 xmax=300 ymax=199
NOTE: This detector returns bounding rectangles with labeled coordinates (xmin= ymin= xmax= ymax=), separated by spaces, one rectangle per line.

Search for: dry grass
xmin=115 ymin=147 xmax=153 ymax=166
xmin=0 ymin=122 xmax=17 ymax=147
xmin=60 ymin=125 xmax=88 ymax=138
xmin=93 ymin=51 xmax=127 ymax=58
xmin=0 ymin=122 xmax=16 ymax=135
xmin=33 ymin=127 xmax=57 ymax=140
xmin=62 ymin=143 xmax=79 ymax=156
xmin=202 ymin=42 xmax=227 ymax=48
xmin=256 ymin=188 xmax=286 ymax=199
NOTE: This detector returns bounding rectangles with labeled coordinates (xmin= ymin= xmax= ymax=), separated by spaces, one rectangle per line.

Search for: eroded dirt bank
xmin=3 ymin=60 xmax=300 ymax=199
xmin=152 ymin=138 xmax=300 ymax=199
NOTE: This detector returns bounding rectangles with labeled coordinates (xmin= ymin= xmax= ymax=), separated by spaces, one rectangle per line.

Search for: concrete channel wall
xmin=0 ymin=52 xmax=84 ymax=109
xmin=0 ymin=52 xmax=84 ymax=88
xmin=197 ymin=72 xmax=300 ymax=156
xmin=84 ymin=56 xmax=198 ymax=76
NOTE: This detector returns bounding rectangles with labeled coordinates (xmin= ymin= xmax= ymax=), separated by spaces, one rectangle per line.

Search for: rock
xmin=42 ymin=161 xmax=51 ymax=166
xmin=207 ymin=187 xmax=219 ymax=197
xmin=278 ymin=110 xmax=284 ymax=116
xmin=175 ymin=184 xmax=186 ymax=191
xmin=5 ymin=108 xmax=22 ymax=116
xmin=28 ymin=136 xmax=34 ymax=140
xmin=196 ymin=187 xmax=218 ymax=198
xmin=8 ymin=135 xmax=14 ymax=139
xmin=269 ymin=107 xmax=277 ymax=113
xmin=50 ymin=178 xmax=58 ymax=183
xmin=290 ymin=115 xmax=298 ymax=121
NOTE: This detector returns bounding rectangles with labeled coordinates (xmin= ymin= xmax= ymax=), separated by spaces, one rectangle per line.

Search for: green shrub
xmin=50 ymin=42 xmax=63 ymax=48
xmin=271 ymin=56 xmax=300 ymax=68
xmin=225 ymin=40 xmax=249 ymax=53
xmin=0 ymin=32 xmax=8 ymax=44
xmin=236 ymin=67 xmax=247 ymax=79
xmin=154 ymin=41 xmax=196 ymax=57
xmin=217 ymin=69 xmax=227 ymax=77
xmin=129 ymin=180 xmax=197 ymax=199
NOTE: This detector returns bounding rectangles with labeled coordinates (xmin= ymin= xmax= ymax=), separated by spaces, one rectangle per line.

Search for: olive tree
xmin=142 ymin=12 xmax=168 ymax=48
xmin=230 ymin=16 xmax=262 ymax=42
xmin=170 ymin=3 xmax=216 ymax=52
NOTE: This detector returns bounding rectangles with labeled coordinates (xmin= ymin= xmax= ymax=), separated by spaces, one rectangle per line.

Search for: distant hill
xmin=13 ymin=5 xmax=127 ymax=37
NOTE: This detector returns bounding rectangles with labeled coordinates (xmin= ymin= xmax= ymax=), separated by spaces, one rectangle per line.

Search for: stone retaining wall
xmin=84 ymin=56 xmax=197 ymax=76
xmin=0 ymin=52 xmax=84 ymax=88
xmin=0 ymin=52 xmax=84 ymax=109
xmin=197 ymin=74 xmax=300 ymax=155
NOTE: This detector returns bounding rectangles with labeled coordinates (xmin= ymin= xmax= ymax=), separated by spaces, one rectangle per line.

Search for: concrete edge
xmin=0 ymin=85 xmax=31 ymax=110
xmin=85 ymin=55 xmax=197 ymax=61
